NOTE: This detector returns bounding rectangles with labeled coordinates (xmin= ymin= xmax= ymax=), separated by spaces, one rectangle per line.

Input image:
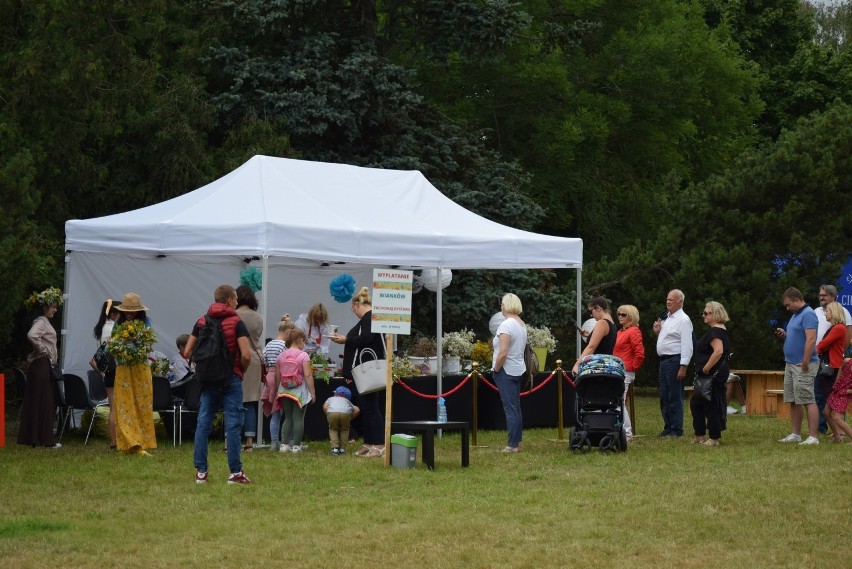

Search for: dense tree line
xmin=2 ymin=1 xmax=850 ymax=380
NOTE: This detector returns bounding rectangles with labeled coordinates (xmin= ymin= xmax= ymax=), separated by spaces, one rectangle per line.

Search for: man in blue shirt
xmin=775 ymin=287 xmax=820 ymax=445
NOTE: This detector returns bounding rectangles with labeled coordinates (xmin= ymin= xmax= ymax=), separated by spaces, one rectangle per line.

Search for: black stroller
xmin=569 ymin=354 xmax=628 ymax=453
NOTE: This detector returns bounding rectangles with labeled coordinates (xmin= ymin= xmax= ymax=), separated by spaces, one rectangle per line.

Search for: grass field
xmin=1 ymin=395 xmax=849 ymax=569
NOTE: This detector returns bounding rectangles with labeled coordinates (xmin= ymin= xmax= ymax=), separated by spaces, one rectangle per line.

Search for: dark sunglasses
xmin=617 ymin=312 xmax=628 ymax=317
xmin=702 ymin=311 xmax=712 ymax=316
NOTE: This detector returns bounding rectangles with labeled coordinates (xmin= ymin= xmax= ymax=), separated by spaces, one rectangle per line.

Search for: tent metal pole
xmin=257 ymin=255 xmax=270 ymax=446
xmin=576 ymin=267 xmax=582 ymax=360
xmin=436 ymin=268 xmax=443 ymax=428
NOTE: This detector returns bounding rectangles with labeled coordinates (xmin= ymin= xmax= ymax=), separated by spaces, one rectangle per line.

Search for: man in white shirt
xmin=652 ymin=289 xmax=694 ymax=438
xmin=813 ymin=284 xmax=851 ymax=434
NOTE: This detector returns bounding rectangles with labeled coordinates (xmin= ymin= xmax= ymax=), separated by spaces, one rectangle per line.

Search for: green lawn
xmin=1 ymin=396 xmax=848 ymax=568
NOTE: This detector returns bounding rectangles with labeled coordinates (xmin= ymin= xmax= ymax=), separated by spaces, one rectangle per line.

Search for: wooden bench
xmin=766 ymin=388 xmax=852 ymax=421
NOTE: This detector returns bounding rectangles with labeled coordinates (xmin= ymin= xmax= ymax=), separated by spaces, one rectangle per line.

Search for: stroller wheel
xmin=599 ymin=434 xmax=618 ymax=453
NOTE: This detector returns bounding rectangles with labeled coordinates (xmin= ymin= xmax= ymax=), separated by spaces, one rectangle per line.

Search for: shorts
xmin=783 ymin=362 xmax=816 ymax=405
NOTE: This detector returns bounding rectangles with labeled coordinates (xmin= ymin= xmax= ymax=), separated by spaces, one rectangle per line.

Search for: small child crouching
xmin=323 ymin=386 xmax=360 ymax=455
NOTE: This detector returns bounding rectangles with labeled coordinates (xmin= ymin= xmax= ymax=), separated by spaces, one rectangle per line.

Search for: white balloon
xmin=420 ymin=269 xmax=452 ymax=292
xmin=489 ymin=311 xmax=507 ymax=336
xmin=580 ymin=318 xmax=596 ymax=343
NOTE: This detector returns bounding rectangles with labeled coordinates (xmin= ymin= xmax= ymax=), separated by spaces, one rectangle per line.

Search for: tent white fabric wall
xmin=63 ymin=156 xmax=583 ymax=380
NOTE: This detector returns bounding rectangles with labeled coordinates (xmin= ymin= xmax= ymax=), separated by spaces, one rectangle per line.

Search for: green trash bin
xmin=391 ymin=434 xmax=418 ymax=469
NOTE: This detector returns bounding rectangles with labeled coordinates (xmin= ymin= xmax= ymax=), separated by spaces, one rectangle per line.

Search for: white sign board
xmin=370 ymin=268 xmax=413 ymax=335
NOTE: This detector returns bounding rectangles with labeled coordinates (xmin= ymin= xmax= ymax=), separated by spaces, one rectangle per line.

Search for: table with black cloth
xmin=261 ymin=372 xmax=577 ymax=442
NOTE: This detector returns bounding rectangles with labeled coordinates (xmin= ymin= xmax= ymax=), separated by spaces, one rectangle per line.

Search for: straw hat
xmin=115 ymin=292 xmax=149 ymax=312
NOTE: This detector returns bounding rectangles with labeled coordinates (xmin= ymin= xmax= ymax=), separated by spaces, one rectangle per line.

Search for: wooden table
xmin=733 ymin=369 xmax=785 ymax=416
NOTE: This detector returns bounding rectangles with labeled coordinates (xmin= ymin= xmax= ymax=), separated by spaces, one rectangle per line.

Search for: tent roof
xmin=65 ymin=156 xmax=582 ymax=269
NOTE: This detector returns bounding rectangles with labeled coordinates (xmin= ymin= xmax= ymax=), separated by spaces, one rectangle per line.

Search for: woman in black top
xmin=330 ymin=286 xmax=386 ymax=457
xmin=690 ymin=301 xmax=731 ymax=446
xmin=572 ymin=296 xmax=618 ymax=374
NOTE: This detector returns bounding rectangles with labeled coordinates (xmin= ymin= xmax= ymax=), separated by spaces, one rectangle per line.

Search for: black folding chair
xmin=59 ymin=374 xmax=107 ymax=445
xmin=152 ymin=375 xmax=178 ymax=446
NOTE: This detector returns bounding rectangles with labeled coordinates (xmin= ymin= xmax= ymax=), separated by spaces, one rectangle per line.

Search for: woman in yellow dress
xmin=110 ymin=292 xmax=157 ymax=456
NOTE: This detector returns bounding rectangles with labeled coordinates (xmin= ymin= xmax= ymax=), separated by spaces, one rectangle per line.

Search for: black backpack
xmin=192 ymin=314 xmax=232 ymax=386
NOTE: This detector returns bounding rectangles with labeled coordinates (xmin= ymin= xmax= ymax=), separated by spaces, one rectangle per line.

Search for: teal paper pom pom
xmin=240 ymin=267 xmax=263 ymax=292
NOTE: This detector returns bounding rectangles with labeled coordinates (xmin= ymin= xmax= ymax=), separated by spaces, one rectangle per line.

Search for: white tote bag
xmin=352 ymin=338 xmax=387 ymax=395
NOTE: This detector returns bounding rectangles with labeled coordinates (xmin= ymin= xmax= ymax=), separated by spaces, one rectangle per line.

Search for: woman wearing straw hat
xmin=112 ymin=292 xmax=157 ymax=456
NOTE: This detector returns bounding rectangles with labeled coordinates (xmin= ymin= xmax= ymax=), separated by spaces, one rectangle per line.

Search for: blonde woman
xmin=690 ymin=301 xmax=731 ymax=446
xmin=613 ymin=305 xmax=644 ymax=440
xmin=296 ymin=303 xmax=334 ymax=355
xmin=815 ymin=301 xmax=846 ymax=435
xmin=492 ymin=293 xmax=528 ymax=453
xmin=330 ymin=287 xmax=386 ymax=457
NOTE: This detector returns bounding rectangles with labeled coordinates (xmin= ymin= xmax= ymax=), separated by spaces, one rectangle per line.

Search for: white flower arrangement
xmin=442 ymin=329 xmax=475 ymax=358
xmin=526 ymin=325 xmax=557 ymax=353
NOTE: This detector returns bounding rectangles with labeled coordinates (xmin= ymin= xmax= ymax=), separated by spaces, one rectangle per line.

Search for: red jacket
xmin=614 ymin=326 xmax=645 ymax=373
xmin=817 ymin=323 xmax=846 ymax=369
xmin=196 ymin=302 xmax=245 ymax=379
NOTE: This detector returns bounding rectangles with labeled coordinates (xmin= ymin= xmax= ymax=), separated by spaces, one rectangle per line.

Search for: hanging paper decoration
xmin=329 ymin=274 xmax=356 ymax=303
xmin=419 ymin=269 xmax=452 ymax=292
xmin=239 ymin=266 xmax=263 ymax=292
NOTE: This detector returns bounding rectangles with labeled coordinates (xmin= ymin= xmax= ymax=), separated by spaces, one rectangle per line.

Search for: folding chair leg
xmin=84 ymin=412 xmax=97 ymax=446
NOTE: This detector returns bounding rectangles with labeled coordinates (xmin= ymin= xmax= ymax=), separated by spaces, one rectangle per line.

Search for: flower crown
xmin=25 ymin=287 xmax=64 ymax=309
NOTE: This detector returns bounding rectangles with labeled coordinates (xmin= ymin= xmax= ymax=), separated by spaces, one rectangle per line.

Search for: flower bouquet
xmin=526 ymin=325 xmax=557 ymax=353
xmin=150 ymin=357 xmax=170 ymax=377
xmin=107 ymin=320 xmax=157 ymax=365
xmin=392 ymin=357 xmax=419 ymax=379
xmin=442 ymin=329 xmax=475 ymax=358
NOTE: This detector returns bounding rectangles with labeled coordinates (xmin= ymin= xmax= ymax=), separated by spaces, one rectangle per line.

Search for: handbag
xmin=351 ymin=338 xmax=387 ymax=395
xmin=49 ymin=363 xmax=64 ymax=383
xmin=93 ymin=342 xmax=115 ymax=374
xmin=693 ymin=372 xmax=714 ymax=401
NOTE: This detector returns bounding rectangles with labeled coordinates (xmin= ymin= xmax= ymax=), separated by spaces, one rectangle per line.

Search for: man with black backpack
xmin=183 ymin=285 xmax=252 ymax=484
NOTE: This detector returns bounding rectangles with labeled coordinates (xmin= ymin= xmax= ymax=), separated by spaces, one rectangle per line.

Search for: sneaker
xmin=658 ymin=430 xmax=671 ymax=437
xmin=279 ymin=444 xmax=290 ymax=453
xmin=290 ymin=445 xmax=302 ymax=453
xmin=270 ymin=442 xmax=280 ymax=452
xmin=500 ymin=446 xmax=520 ymax=453
xmin=336 ymin=448 xmax=345 ymax=455
xmin=701 ymin=439 xmax=720 ymax=447
xmin=798 ymin=436 xmax=819 ymax=446
xmin=726 ymin=406 xmax=738 ymax=415
xmin=661 ymin=433 xmax=682 ymax=439
xmin=195 ymin=471 xmax=208 ymax=484
xmin=740 ymin=406 xmax=746 ymax=415
xmin=227 ymin=471 xmax=252 ymax=485
xmin=779 ymin=433 xmax=802 ymax=443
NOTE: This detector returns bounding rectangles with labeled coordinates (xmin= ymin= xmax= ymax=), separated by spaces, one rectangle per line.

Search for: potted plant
xmin=442 ymin=329 xmax=475 ymax=373
xmin=407 ymin=336 xmax=438 ymax=375
xmin=526 ymin=325 xmax=557 ymax=372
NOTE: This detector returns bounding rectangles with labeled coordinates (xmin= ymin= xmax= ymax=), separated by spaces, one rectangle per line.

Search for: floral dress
xmin=112 ymin=322 xmax=156 ymax=453
xmin=827 ymin=359 xmax=852 ymax=413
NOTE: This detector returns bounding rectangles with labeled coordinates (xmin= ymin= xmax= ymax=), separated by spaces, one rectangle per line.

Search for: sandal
xmin=242 ymin=445 xmax=254 ymax=452
xmin=355 ymin=445 xmax=372 ymax=456
xmin=364 ymin=446 xmax=385 ymax=458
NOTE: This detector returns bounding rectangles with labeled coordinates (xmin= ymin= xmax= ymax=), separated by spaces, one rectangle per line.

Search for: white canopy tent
xmin=63 ymin=156 xmax=583 ymax=435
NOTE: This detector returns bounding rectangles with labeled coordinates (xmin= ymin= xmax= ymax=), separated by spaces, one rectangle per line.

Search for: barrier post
xmin=0 ymin=373 xmax=5 ymax=447
xmin=555 ymin=360 xmax=564 ymax=441
xmin=471 ymin=363 xmax=479 ymax=447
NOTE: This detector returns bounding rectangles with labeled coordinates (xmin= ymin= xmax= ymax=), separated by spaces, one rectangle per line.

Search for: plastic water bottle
xmin=437 ymin=397 xmax=447 ymax=423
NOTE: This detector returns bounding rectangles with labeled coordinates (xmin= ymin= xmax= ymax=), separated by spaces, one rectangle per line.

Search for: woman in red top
xmin=613 ymin=304 xmax=644 ymax=440
xmin=816 ymin=301 xmax=847 ymax=438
